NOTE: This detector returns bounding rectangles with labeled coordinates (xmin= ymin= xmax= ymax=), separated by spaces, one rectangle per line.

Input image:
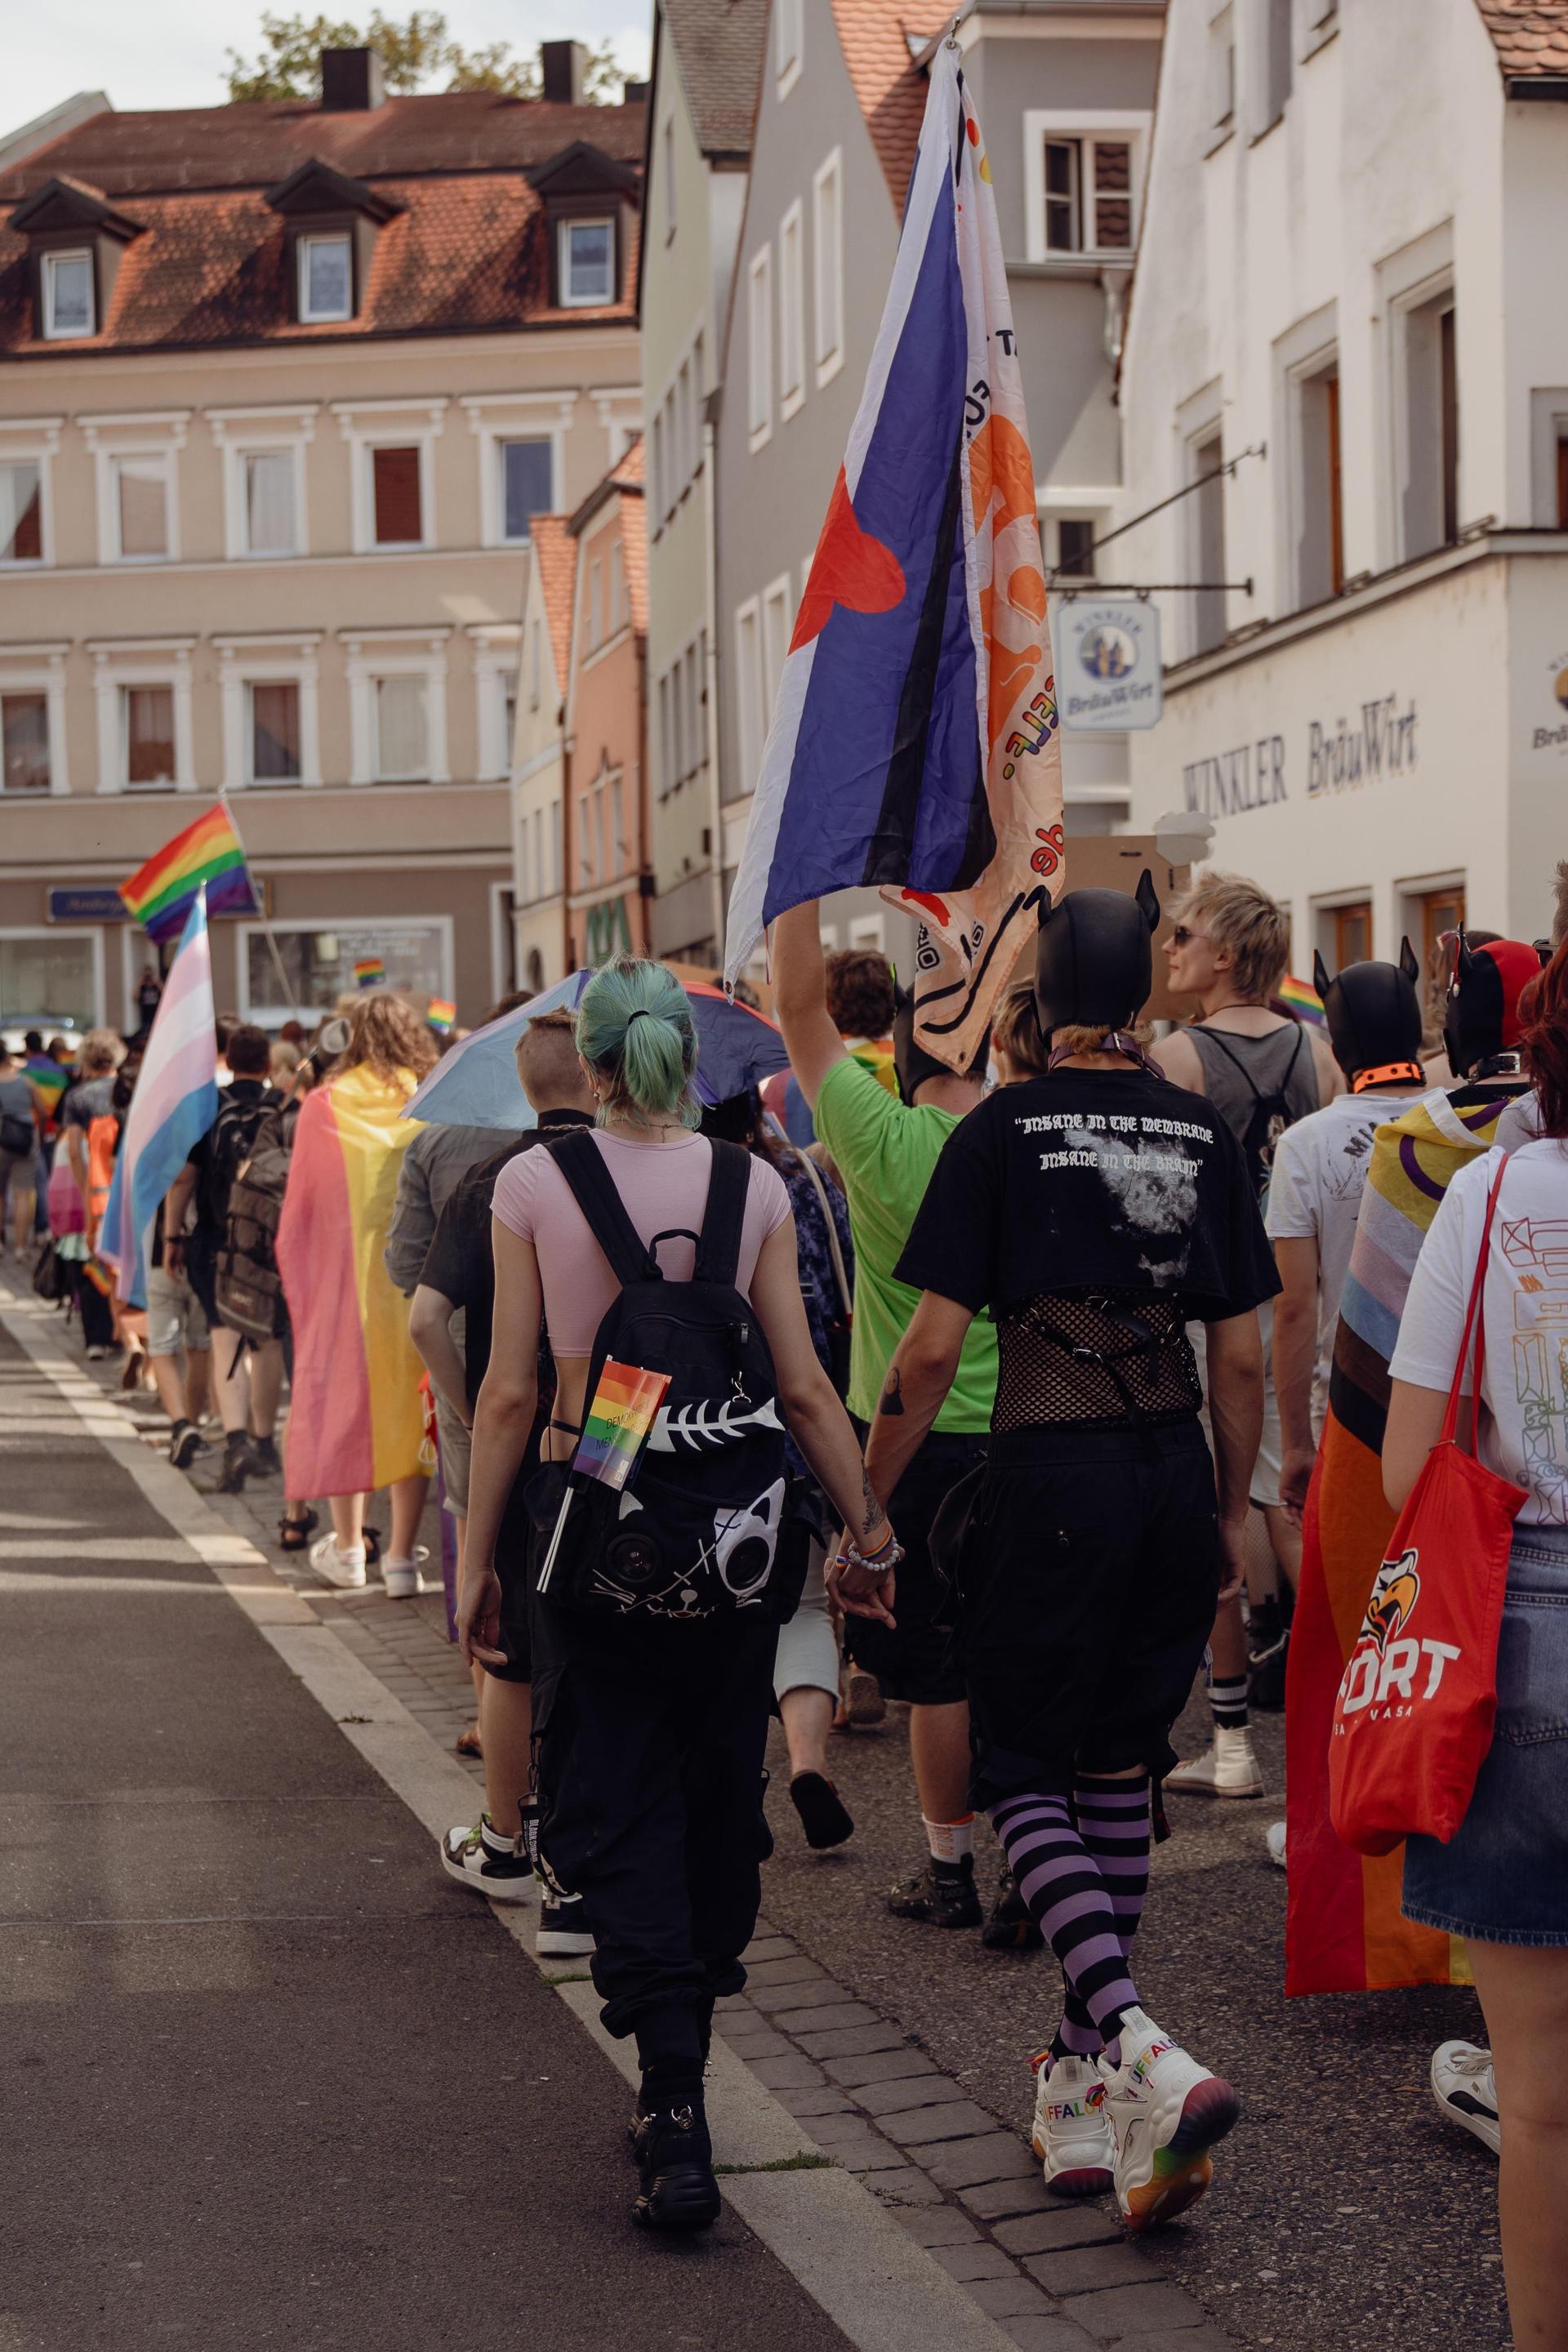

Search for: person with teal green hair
xmin=461 ymin=954 xmax=892 ymax=2233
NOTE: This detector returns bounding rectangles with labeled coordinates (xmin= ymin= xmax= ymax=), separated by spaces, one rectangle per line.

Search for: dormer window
xmin=560 ymin=219 xmax=614 ymax=307
xmin=298 ymin=232 xmax=353 ymax=323
xmin=43 ymin=249 xmax=95 ymax=339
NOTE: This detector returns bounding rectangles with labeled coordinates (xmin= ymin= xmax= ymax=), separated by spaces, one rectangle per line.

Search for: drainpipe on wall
xmin=560 ymin=715 xmax=574 ymax=974
xmin=702 ymin=385 xmax=726 ymax=964
xmin=635 ymin=621 xmax=652 ymax=956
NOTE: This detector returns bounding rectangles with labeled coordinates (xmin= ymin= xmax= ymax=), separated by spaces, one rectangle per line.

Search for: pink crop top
xmin=490 ymin=1130 xmax=792 ymax=1356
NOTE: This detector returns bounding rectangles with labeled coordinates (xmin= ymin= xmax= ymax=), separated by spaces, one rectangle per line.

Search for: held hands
xmin=456 ymin=1560 xmax=506 ymax=1669
xmin=826 ymin=1524 xmax=901 ymax=1629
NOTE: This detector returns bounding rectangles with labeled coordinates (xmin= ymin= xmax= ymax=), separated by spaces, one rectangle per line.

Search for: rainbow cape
xmin=1285 ymin=1087 xmax=1519 ymax=1995
xmin=119 ymin=804 xmax=255 ymax=943
xmin=275 ymin=1065 xmax=428 ymax=1496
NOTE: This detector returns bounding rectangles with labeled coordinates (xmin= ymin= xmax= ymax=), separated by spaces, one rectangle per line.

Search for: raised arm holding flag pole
xmin=724 ymin=32 xmax=1062 ymax=1068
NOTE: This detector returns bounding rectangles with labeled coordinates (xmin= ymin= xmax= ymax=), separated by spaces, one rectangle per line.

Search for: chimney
xmin=621 ymin=79 xmax=649 ymax=105
xmin=540 ymin=39 xmax=586 ymax=105
xmin=320 ymin=47 xmax=385 ymax=111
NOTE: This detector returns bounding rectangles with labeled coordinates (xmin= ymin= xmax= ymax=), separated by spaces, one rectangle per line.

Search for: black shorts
xmin=960 ymin=1418 xmax=1219 ymax=1806
xmin=843 ymin=1426 xmax=987 ymax=1708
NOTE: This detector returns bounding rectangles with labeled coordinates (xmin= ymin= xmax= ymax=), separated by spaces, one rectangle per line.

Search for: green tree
xmin=225 ymin=11 xmax=624 ymax=103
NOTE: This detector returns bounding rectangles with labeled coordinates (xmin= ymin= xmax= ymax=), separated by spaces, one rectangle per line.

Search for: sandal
xmin=278 ymin=1508 xmax=319 ymax=1552
xmin=456 ymin=1725 xmax=483 ymax=1758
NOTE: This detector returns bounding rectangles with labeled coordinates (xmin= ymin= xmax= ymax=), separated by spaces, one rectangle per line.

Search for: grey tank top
xmin=1187 ymin=1022 xmax=1319 ymax=1159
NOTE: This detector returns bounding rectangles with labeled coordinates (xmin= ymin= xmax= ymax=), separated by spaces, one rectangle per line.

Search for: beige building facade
xmin=0 ymin=46 xmax=644 ymax=1035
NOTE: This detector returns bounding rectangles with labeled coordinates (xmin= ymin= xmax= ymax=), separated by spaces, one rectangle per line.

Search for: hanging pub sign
xmin=1057 ymin=599 xmax=1163 ymax=733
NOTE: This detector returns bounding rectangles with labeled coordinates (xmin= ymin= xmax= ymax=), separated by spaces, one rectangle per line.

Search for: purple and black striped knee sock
xmin=990 ymin=1789 xmax=1142 ymax=2067
xmin=1074 ymin=1773 xmax=1152 ymax=1961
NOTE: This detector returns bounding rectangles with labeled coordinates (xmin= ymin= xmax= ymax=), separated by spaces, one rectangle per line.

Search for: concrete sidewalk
xmin=0 ymin=1308 xmax=876 ymax=2352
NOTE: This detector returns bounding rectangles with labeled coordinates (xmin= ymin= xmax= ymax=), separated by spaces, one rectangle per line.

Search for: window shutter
xmin=372 ymin=446 xmax=422 ymax=544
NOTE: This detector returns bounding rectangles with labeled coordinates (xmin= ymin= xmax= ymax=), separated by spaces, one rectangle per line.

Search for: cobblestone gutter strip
xmin=73 ymin=1331 xmax=1240 ymax=2352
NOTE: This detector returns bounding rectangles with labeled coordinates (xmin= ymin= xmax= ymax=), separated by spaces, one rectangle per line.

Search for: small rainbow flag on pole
xmin=1279 ymin=974 xmax=1326 ymax=1027
xmin=574 ymin=1361 xmax=672 ymax=1491
xmin=119 ymin=804 xmax=255 ymax=943
xmin=354 ymin=956 xmax=386 ymax=988
xmin=426 ymin=996 xmax=457 ymax=1032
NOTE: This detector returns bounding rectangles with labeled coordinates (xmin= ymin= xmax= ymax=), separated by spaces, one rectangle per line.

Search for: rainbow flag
xmin=850 ymin=1037 xmax=898 ymax=1094
xmin=574 ymin=1361 xmax=671 ymax=1492
xmin=354 ymin=956 xmax=386 ymax=989
xmin=426 ymin=996 xmax=457 ymax=1032
xmin=1279 ymin=974 xmax=1326 ymax=1026
xmin=274 ymin=1063 xmax=428 ymax=1495
xmin=119 ymin=804 xmax=254 ymax=943
xmin=1285 ymin=1088 xmax=1510 ymax=1995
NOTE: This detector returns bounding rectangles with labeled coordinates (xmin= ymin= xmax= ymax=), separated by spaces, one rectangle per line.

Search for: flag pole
xmin=217 ymin=791 xmax=300 ymax=1020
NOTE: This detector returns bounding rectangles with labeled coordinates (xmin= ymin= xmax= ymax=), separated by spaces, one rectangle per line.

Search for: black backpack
xmin=1197 ymin=1025 xmax=1307 ymax=1201
xmin=213 ymin=1107 xmax=292 ymax=1343
xmin=533 ymin=1130 xmax=791 ymax=1622
xmin=202 ymin=1091 xmax=276 ymax=1232
xmin=0 ymin=1100 xmax=33 ymax=1156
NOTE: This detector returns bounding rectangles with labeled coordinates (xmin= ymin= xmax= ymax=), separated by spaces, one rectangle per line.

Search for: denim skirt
xmin=1402 ymin=1521 xmax=1568 ymax=1946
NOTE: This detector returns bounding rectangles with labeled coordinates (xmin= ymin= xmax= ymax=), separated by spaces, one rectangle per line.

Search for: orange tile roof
xmin=1475 ymin=2 xmax=1568 ymax=73
xmin=529 ymin=515 xmax=578 ymax=693
xmin=830 ymin=0 xmax=944 ymax=212
xmin=0 ymin=170 xmax=639 ymax=354
xmin=609 ymin=430 xmax=645 ymax=488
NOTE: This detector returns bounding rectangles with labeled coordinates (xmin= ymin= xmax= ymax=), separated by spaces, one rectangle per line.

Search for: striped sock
xmin=1074 ymin=1775 xmax=1152 ymax=1956
xmin=1208 ymin=1673 xmax=1250 ymax=1731
xmin=990 ymin=1790 xmax=1140 ymax=2063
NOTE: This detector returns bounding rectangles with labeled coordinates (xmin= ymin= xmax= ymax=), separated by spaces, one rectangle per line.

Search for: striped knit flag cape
xmin=99 ymin=890 xmax=220 ymax=1311
xmin=724 ymin=40 xmax=1062 ymax=1071
xmin=119 ymin=803 xmax=256 ymax=943
xmin=1285 ymin=1087 xmax=1517 ymax=1996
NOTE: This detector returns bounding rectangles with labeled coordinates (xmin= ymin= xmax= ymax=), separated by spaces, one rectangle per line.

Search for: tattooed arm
xmin=865 ymin=1294 xmax=973 ymax=1501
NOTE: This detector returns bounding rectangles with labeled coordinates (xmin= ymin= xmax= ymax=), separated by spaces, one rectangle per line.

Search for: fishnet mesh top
xmin=992 ymin=1289 xmax=1203 ymax=1432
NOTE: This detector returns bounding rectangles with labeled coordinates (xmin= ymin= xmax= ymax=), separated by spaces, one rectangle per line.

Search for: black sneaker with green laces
xmin=887 ymin=1852 xmax=982 ymax=1929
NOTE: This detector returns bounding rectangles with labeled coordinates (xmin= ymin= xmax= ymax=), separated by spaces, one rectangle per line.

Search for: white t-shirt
xmin=1391 ymin=1137 xmax=1568 ymax=1525
xmin=1265 ymin=1089 xmax=1424 ymax=1420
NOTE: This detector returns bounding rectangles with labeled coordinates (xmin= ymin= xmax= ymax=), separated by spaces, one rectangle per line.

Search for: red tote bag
xmin=1329 ymin=1161 xmax=1526 ymax=1858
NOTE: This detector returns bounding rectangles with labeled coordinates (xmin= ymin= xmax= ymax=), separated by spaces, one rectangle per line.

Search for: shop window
xmin=243 ymin=921 xmax=448 ymax=1018
xmin=0 ymin=932 xmax=98 ymax=1027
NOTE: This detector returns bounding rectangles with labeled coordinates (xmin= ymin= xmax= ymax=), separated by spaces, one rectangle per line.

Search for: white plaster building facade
xmin=1116 ymin=0 xmax=1568 ymax=975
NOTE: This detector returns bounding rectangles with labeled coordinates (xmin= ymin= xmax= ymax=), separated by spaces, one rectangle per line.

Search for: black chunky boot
xmin=631 ymin=2080 xmax=719 ymax=2232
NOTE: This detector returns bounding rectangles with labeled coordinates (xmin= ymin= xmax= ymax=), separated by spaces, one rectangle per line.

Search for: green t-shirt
xmin=814 ymin=1054 xmax=996 ymax=1433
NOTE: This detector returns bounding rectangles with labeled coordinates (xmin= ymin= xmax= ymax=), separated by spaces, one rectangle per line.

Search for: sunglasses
xmin=1169 ymin=925 xmax=1209 ymax=948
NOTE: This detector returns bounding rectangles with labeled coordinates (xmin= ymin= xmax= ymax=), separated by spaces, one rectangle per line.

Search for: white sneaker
xmin=381 ymin=1545 xmax=430 ymax=1599
xmin=309 ymin=1533 xmax=367 ymax=1590
xmin=1165 ymin=1725 xmax=1265 ymax=1798
xmin=1266 ymin=1820 xmax=1286 ymax=1869
xmin=439 ymin=1818 xmax=535 ymax=1904
xmin=1030 ymin=2051 xmax=1114 ymax=2197
xmin=1101 ymin=2007 xmax=1240 ymax=2233
xmin=1430 ymin=2041 xmax=1499 ymax=2156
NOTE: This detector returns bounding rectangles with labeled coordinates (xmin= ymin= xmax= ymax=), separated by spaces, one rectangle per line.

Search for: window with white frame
xmin=42 ymin=249 xmax=94 ymax=340
xmin=2 ymin=691 xmax=50 ymax=794
xmin=121 ymin=684 xmax=176 ymax=788
xmin=246 ymin=679 xmax=302 ymax=782
xmin=209 ymin=407 xmax=314 ymax=562
xmin=0 ymin=459 xmax=43 ymax=565
xmin=588 ymin=557 xmax=604 ymax=652
xmin=813 ymin=151 xmax=844 ymax=384
xmin=335 ymin=404 xmax=445 ymax=554
xmin=609 ymin=541 xmax=627 ymax=636
xmin=217 ymin=640 xmax=318 ymax=789
xmin=370 ymin=443 xmax=424 ymax=546
xmin=1396 ymin=283 xmax=1459 ymax=558
xmin=0 ymin=930 xmax=100 ymax=1027
xmin=761 ymin=574 xmax=793 ymax=718
xmin=662 ymin=116 xmax=677 ymax=237
xmin=373 ymin=674 xmax=430 ymax=782
xmin=779 ymin=201 xmax=804 ymax=418
xmin=500 ymin=438 xmax=552 ymax=542
xmin=560 ymin=218 xmax=615 ymax=307
xmin=1259 ymin=0 xmax=1294 ymax=131
xmin=112 ymin=452 xmax=173 ymax=562
xmin=298 ymin=233 xmax=353 ymax=323
xmin=1024 ymin=117 xmax=1146 ymax=261
xmin=1188 ymin=427 xmax=1227 ymax=656
xmin=734 ymin=599 xmax=764 ymax=794
xmin=775 ymin=0 xmax=802 ymax=93
xmin=748 ymin=247 xmax=773 ymax=448
xmin=241 ymin=449 xmax=298 ymax=555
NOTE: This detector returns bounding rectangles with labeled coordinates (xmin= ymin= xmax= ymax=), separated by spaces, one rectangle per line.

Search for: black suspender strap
xmin=549 ymin=1129 xmax=661 ymax=1287
xmin=693 ymin=1139 xmax=751 ymax=1286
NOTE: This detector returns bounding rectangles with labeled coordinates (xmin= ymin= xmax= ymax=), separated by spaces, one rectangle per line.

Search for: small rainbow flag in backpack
xmin=573 ymin=1361 xmax=671 ymax=1493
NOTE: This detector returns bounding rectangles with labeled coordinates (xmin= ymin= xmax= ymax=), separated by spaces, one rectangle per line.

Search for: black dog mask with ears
xmin=1033 ymin=870 xmax=1160 ymax=1040
xmin=1312 ymin=939 xmax=1424 ymax=1087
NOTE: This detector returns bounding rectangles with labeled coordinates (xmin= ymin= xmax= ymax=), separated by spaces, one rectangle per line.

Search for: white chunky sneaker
xmin=310 ymin=1533 xmax=367 ymax=1590
xmin=381 ymin=1545 xmax=430 ymax=1599
xmin=1165 ymin=1725 xmax=1265 ymax=1799
xmin=1430 ymin=2041 xmax=1499 ymax=2155
xmin=1266 ymin=1820 xmax=1287 ymax=1869
xmin=440 ymin=1816 xmax=534 ymax=1904
xmin=1101 ymin=2007 xmax=1240 ymax=2234
xmin=1030 ymin=2051 xmax=1114 ymax=2198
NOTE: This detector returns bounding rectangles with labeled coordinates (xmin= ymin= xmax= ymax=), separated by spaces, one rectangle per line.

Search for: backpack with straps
xmin=213 ymin=1107 xmax=293 ymax=1344
xmin=1196 ymin=1024 xmax=1307 ymax=1202
xmin=202 ymin=1091 xmax=276 ymax=1233
xmin=534 ymin=1129 xmax=790 ymax=1622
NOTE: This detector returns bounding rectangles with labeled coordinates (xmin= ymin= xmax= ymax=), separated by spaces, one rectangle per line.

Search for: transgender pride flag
xmin=724 ymin=41 xmax=1062 ymax=1071
xmin=100 ymin=890 xmax=220 ymax=1309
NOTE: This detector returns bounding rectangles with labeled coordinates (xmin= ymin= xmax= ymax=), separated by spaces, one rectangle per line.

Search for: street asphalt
xmin=760 ymin=1688 xmax=1508 ymax=2352
xmin=0 ymin=1318 xmax=854 ymax=2352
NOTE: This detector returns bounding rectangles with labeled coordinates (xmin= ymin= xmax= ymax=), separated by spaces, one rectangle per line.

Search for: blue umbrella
xmin=403 ymin=969 xmax=790 ymax=1130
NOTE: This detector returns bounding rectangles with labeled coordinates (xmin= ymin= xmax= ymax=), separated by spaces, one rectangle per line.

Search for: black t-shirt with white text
xmin=897 ymin=1067 xmax=1280 ymax=1323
